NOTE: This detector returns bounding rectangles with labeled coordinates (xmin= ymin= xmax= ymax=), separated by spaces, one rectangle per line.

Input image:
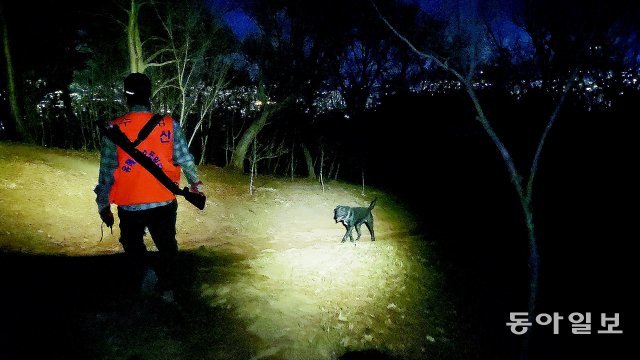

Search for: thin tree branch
xmin=144 ymin=47 xmax=171 ymax=63
xmin=146 ymin=59 xmax=177 ymax=68
xmin=371 ymin=0 xmax=543 ymax=340
xmin=526 ymin=69 xmax=579 ymax=201
xmin=372 ymin=0 xmax=524 ymax=196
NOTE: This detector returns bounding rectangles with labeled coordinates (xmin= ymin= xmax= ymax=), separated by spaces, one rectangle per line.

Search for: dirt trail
xmin=0 ymin=143 xmax=463 ymax=360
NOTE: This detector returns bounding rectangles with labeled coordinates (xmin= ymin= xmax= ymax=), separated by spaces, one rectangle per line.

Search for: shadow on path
xmin=0 ymin=249 xmax=255 ymax=360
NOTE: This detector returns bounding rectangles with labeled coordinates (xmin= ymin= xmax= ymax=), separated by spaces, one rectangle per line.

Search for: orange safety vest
xmin=108 ymin=112 xmax=181 ymax=206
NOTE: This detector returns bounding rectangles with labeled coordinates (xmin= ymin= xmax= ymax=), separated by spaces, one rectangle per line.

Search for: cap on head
xmin=124 ymin=72 xmax=151 ymax=107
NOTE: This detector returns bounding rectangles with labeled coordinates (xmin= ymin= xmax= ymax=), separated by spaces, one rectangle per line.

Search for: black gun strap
xmin=100 ymin=122 xmax=206 ymax=210
xmin=132 ymin=113 xmax=164 ymax=147
xmin=102 ymin=123 xmax=181 ymax=195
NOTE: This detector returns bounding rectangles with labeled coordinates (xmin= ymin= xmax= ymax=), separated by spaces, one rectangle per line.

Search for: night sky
xmin=212 ymin=0 xmax=533 ymax=50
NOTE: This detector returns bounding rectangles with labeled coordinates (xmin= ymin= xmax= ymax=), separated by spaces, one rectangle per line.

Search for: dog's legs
xmin=365 ymin=220 xmax=375 ymax=241
xmin=342 ymin=224 xmax=354 ymax=243
xmin=355 ymin=223 xmax=362 ymax=241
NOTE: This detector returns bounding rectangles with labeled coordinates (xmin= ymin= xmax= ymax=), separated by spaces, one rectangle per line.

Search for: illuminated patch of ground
xmin=0 ymin=142 xmax=464 ymax=359
xmin=207 ymin=241 xmax=435 ymax=359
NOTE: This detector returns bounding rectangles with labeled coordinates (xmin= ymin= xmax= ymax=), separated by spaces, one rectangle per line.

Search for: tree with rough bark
xmin=228 ymin=85 xmax=283 ymax=171
xmin=301 ymin=144 xmax=316 ymax=180
xmin=0 ymin=2 xmax=28 ymax=141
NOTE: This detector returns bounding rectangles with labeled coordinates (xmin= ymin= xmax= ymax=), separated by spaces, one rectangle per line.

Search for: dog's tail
xmin=369 ymin=198 xmax=377 ymax=211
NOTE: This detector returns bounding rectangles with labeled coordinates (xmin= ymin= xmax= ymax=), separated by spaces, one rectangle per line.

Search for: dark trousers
xmin=117 ymin=200 xmax=178 ymax=292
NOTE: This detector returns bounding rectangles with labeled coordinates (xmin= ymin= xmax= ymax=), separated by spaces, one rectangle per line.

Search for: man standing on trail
xmin=94 ymin=72 xmax=204 ymax=303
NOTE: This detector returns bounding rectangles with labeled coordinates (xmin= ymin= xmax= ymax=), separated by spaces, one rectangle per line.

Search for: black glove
xmin=99 ymin=207 xmax=114 ymax=228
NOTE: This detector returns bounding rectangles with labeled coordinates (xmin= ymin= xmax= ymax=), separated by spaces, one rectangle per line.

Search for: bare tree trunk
xmin=199 ymin=133 xmax=209 ymax=165
xmin=249 ymin=137 xmax=257 ymax=194
xmin=229 ymin=106 xmax=272 ymax=171
xmin=79 ymin=114 xmax=88 ymax=150
xmin=1 ymin=6 xmax=28 ymax=141
xmin=373 ymin=6 xmax=577 ymax=359
xmin=334 ymin=163 xmax=340 ymax=181
xmin=327 ymin=155 xmax=336 ymax=181
xmin=320 ymin=146 xmax=325 ymax=193
xmin=302 ymin=143 xmax=316 ymax=179
xmin=40 ymin=120 xmax=45 ymax=146
xmin=361 ymin=168 xmax=365 ymax=195
xmin=225 ymin=126 xmax=230 ymax=166
xmin=266 ymin=156 xmax=272 ymax=174
xmin=290 ymin=143 xmax=295 ymax=180
xmin=126 ymin=0 xmax=178 ymax=76
xmin=127 ymin=0 xmax=145 ymax=73
xmin=272 ymin=155 xmax=282 ymax=175
xmin=231 ymin=116 xmax=236 ymax=161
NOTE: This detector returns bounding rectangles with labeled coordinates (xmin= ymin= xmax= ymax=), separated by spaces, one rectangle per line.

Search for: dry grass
xmin=0 ymin=142 xmax=463 ymax=359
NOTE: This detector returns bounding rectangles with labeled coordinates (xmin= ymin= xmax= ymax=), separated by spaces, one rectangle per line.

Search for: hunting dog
xmin=333 ymin=198 xmax=377 ymax=243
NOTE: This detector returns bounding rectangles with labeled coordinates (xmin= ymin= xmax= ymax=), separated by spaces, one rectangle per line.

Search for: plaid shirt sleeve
xmin=94 ymin=136 xmax=118 ymax=213
xmin=172 ymin=119 xmax=200 ymax=185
